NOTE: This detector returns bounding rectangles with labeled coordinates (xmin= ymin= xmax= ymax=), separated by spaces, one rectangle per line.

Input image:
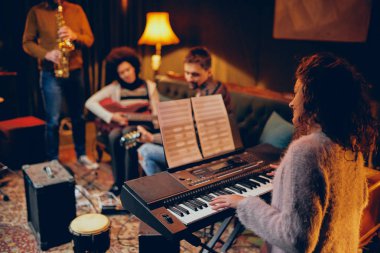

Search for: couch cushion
xmin=231 ymin=92 xmax=292 ymax=148
xmin=156 ymin=75 xmax=195 ymax=101
xmin=259 ymin=111 xmax=294 ymax=149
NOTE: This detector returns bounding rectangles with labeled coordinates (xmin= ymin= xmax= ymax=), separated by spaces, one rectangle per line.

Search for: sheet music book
xmin=157 ymin=95 xmax=235 ymax=168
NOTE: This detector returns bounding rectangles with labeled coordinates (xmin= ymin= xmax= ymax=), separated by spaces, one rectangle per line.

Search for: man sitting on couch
xmin=137 ymin=46 xmax=232 ymax=175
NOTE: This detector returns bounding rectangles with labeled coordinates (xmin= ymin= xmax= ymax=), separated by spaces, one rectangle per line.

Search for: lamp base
xmin=151 ymin=54 xmax=161 ymax=72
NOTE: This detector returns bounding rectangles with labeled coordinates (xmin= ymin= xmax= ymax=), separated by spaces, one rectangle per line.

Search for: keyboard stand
xmin=220 ymin=219 xmax=244 ymax=252
xmin=199 ymin=216 xmax=233 ymax=253
xmin=199 ymin=216 xmax=245 ymax=253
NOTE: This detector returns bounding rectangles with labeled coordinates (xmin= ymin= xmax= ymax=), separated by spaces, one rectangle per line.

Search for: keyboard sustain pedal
xmin=97 ymin=192 xmax=129 ymax=215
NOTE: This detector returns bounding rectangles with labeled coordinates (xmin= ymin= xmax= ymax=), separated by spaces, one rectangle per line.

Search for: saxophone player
xmin=23 ymin=0 xmax=98 ymax=169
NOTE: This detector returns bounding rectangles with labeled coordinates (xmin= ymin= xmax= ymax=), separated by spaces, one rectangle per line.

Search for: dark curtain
xmin=0 ymin=0 xmax=147 ymax=119
xmin=0 ymin=0 xmax=42 ymax=119
xmin=74 ymin=0 xmax=147 ymax=94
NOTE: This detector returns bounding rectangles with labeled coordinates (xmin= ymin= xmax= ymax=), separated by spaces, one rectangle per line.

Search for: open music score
xmin=157 ymin=99 xmax=203 ymax=168
xmin=192 ymin=95 xmax=235 ymax=158
xmin=157 ymin=95 xmax=235 ymax=168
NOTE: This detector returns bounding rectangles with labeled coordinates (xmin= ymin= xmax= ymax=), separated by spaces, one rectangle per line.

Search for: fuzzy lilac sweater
xmin=237 ymin=131 xmax=368 ymax=253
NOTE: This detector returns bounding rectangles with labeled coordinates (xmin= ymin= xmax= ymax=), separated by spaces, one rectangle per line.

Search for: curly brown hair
xmin=295 ymin=53 xmax=377 ymax=156
xmin=105 ymin=46 xmax=141 ymax=82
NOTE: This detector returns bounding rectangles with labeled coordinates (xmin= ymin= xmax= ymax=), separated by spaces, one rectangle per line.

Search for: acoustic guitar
xmin=94 ymin=98 xmax=157 ymax=135
xmin=119 ymin=130 xmax=141 ymax=150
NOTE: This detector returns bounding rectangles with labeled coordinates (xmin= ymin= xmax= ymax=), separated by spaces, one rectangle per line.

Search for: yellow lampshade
xmin=138 ymin=12 xmax=180 ymax=47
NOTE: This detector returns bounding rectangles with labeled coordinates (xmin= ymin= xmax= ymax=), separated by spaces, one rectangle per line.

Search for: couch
xmin=156 ymin=75 xmax=294 ymax=149
xmin=94 ymin=75 xmax=294 ymax=162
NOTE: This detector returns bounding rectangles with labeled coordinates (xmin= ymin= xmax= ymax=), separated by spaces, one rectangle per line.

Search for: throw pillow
xmin=259 ymin=111 xmax=294 ymax=149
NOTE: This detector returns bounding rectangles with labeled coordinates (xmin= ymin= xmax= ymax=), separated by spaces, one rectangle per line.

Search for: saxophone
xmin=54 ymin=0 xmax=75 ymax=78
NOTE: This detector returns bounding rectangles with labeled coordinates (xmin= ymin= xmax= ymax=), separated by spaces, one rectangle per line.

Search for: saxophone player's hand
xmin=58 ymin=26 xmax=77 ymax=41
xmin=45 ymin=50 xmax=62 ymax=64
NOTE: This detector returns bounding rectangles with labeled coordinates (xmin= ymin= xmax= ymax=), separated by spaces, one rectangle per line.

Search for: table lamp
xmin=138 ymin=12 xmax=180 ymax=74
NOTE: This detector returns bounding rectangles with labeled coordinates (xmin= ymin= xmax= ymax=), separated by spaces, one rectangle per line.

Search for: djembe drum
xmin=69 ymin=213 xmax=111 ymax=253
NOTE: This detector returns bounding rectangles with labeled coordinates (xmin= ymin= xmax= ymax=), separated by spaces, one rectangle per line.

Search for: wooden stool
xmin=0 ymin=116 xmax=46 ymax=169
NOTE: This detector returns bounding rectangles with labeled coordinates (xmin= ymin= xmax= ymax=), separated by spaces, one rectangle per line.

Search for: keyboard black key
xmin=168 ymin=206 xmax=184 ymax=217
xmin=229 ymin=186 xmax=243 ymax=194
xmin=206 ymin=194 xmax=215 ymax=200
xmin=245 ymin=179 xmax=260 ymax=188
xmin=175 ymin=204 xmax=190 ymax=215
xmin=194 ymin=198 xmax=208 ymax=207
xmin=183 ymin=201 xmax=198 ymax=211
xmin=217 ymin=190 xmax=228 ymax=195
xmin=200 ymin=195 xmax=212 ymax=202
xmin=188 ymin=199 xmax=203 ymax=209
xmin=213 ymin=191 xmax=223 ymax=196
xmin=266 ymin=172 xmax=274 ymax=179
xmin=222 ymin=188 xmax=235 ymax=194
xmin=233 ymin=184 xmax=247 ymax=192
xmin=239 ymin=181 xmax=254 ymax=189
xmin=259 ymin=175 xmax=271 ymax=183
xmin=248 ymin=178 xmax=262 ymax=186
xmin=253 ymin=176 xmax=267 ymax=184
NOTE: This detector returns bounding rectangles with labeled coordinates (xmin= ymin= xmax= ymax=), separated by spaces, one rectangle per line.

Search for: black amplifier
xmin=23 ymin=161 xmax=76 ymax=251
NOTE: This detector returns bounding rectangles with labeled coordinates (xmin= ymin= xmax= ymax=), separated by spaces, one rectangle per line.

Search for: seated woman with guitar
xmin=85 ymin=47 xmax=159 ymax=195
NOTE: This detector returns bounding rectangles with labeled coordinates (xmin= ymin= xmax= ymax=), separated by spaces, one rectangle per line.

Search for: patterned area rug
xmin=0 ymin=224 xmax=38 ymax=253
xmin=0 ymin=163 xmax=261 ymax=253
xmin=0 ymin=123 xmax=261 ymax=253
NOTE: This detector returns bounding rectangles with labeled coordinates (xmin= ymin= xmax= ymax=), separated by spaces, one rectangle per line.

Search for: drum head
xmin=70 ymin=213 xmax=110 ymax=235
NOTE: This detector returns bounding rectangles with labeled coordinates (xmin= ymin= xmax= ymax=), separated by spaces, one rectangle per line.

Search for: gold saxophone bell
xmin=54 ymin=2 xmax=75 ymax=78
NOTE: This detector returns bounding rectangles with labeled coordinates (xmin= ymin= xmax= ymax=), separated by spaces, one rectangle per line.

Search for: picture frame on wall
xmin=273 ymin=0 xmax=371 ymax=42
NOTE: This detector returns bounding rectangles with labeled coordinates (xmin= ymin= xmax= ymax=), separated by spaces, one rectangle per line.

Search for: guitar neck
xmin=124 ymin=113 xmax=156 ymax=122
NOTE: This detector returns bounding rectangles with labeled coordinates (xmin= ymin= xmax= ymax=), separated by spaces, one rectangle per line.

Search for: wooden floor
xmin=59 ymin=119 xmax=111 ymax=163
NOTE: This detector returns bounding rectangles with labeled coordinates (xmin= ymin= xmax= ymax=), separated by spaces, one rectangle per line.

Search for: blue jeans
xmin=138 ymin=143 xmax=167 ymax=175
xmin=40 ymin=69 xmax=86 ymax=160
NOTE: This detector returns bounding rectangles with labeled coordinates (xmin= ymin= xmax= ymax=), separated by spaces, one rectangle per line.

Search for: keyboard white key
xmin=167 ymin=177 xmax=273 ymax=225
